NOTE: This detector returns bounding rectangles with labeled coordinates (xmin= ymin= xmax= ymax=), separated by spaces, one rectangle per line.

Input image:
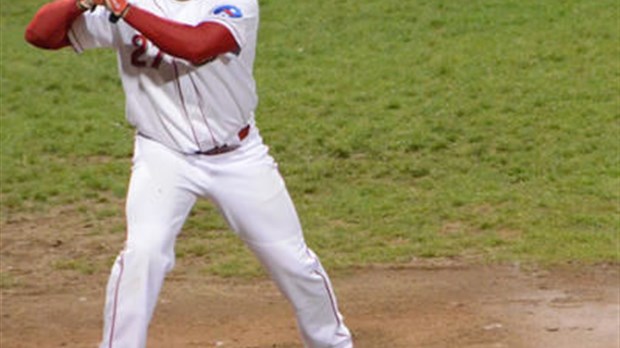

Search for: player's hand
xmin=76 ymin=0 xmax=103 ymax=11
xmin=103 ymin=0 xmax=130 ymax=18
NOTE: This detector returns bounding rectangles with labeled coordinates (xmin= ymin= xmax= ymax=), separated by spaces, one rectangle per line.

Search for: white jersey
xmin=68 ymin=0 xmax=259 ymax=154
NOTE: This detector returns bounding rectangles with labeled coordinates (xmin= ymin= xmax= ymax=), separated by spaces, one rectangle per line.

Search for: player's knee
xmin=124 ymin=232 xmax=176 ymax=272
xmin=255 ymin=240 xmax=320 ymax=277
xmin=127 ymin=245 xmax=175 ymax=273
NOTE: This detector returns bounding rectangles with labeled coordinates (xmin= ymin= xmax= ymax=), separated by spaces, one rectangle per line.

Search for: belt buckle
xmin=196 ymin=125 xmax=250 ymax=156
xmin=199 ymin=144 xmax=239 ymax=156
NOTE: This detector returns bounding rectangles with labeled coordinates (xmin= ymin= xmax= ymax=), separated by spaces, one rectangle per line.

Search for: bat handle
xmin=109 ymin=13 xmax=121 ymax=23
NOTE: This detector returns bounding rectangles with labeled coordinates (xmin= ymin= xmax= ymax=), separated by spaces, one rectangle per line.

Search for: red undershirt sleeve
xmin=25 ymin=0 xmax=85 ymax=49
xmin=123 ymin=6 xmax=239 ymax=65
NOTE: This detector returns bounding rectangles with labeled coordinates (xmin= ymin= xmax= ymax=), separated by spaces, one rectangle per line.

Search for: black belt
xmin=195 ymin=125 xmax=250 ymax=156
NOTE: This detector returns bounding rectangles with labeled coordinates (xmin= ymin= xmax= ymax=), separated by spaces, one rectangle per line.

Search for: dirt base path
xmin=2 ymin=261 xmax=618 ymax=348
xmin=1 ymin=209 xmax=618 ymax=347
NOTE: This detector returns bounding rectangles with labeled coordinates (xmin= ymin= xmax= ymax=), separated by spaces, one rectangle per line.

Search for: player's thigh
xmin=126 ymin=136 xmax=197 ymax=244
xmin=211 ymin=161 xmax=303 ymax=244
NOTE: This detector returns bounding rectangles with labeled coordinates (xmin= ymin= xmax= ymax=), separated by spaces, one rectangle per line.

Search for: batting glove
xmin=104 ymin=0 xmax=130 ymax=20
xmin=76 ymin=0 xmax=102 ymax=11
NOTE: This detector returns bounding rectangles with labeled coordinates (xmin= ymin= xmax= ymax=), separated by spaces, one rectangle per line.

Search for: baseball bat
xmin=109 ymin=13 xmax=121 ymax=23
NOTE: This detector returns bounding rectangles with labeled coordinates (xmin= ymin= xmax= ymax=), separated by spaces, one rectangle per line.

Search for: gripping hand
xmin=76 ymin=0 xmax=103 ymax=11
xmin=104 ymin=0 xmax=130 ymax=22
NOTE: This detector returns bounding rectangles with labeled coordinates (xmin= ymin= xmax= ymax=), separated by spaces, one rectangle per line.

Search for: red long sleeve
xmin=123 ymin=6 xmax=239 ymax=65
xmin=25 ymin=0 xmax=85 ymax=49
xmin=25 ymin=1 xmax=238 ymax=63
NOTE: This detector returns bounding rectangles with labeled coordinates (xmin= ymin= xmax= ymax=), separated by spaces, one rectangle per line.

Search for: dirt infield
xmin=1 ymin=211 xmax=619 ymax=348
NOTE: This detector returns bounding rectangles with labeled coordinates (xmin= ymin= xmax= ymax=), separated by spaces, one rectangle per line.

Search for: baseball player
xmin=25 ymin=0 xmax=353 ymax=347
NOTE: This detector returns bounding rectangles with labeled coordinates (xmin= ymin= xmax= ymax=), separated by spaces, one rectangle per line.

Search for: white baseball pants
xmin=99 ymin=126 xmax=353 ymax=348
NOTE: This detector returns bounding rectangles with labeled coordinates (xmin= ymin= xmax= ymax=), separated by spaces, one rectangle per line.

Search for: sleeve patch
xmin=212 ymin=5 xmax=243 ymax=18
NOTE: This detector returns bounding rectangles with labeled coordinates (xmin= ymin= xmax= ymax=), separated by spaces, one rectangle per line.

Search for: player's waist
xmin=137 ymin=124 xmax=251 ymax=156
xmin=193 ymin=124 xmax=251 ymax=156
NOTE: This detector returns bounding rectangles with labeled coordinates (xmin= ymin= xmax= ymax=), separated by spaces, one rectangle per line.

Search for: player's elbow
xmin=185 ymin=45 xmax=239 ymax=66
xmin=181 ymin=47 xmax=216 ymax=66
xmin=188 ymin=55 xmax=211 ymax=66
xmin=24 ymin=26 xmax=64 ymax=49
xmin=182 ymin=35 xmax=239 ymax=65
xmin=24 ymin=26 xmax=43 ymax=47
xmin=25 ymin=28 xmax=50 ymax=49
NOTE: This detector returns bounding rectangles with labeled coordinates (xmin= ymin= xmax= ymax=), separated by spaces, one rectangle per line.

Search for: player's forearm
xmin=25 ymin=0 xmax=85 ymax=49
xmin=123 ymin=6 xmax=239 ymax=65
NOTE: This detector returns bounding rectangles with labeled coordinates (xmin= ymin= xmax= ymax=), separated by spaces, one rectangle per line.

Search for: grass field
xmin=1 ymin=0 xmax=619 ymax=277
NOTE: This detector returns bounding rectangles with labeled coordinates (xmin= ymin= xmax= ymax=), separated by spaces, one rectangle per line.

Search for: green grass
xmin=52 ymin=257 xmax=97 ymax=275
xmin=0 ymin=272 xmax=17 ymax=289
xmin=1 ymin=0 xmax=619 ymax=276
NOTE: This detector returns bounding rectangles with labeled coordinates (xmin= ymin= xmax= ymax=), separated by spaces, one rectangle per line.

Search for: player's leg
xmin=204 ymin=129 xmax=353 ymax=348
xmin=99 ymin=135 xmax=197 ymax=348
xmin=244 ymin=235 xmax=353 ymax=348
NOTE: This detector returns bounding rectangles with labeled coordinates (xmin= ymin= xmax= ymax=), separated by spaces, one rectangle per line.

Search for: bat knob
xmin=109 ymin=13 xmax=121 ymax=23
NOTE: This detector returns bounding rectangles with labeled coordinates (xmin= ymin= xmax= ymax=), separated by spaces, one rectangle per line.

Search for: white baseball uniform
xmin=67 ymin=1 xmax=353 ymax=347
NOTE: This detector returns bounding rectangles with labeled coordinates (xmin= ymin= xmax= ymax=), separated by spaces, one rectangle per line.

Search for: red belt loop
xmin=238 ymin=124 xmax=250 ymax=141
